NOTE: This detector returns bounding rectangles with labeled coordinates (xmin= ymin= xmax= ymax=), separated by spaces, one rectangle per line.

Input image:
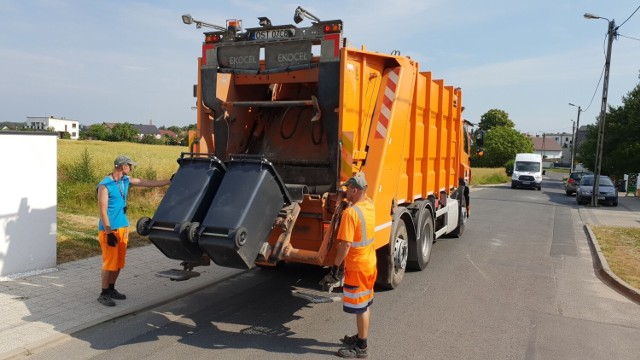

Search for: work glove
xmin=320 ymin=265 xmax=344 ymax=290
xmin=330 ymin=265 xmax=343 ymax=282
xmin=107 ymin=232 xmax=118 ymax=247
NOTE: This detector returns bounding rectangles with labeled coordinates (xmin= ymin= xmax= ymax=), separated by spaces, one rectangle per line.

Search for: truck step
xmin=291 ymin=286 xmax=342 ymax=303
xmin=155 ymin=269 xmax=201 ymax=281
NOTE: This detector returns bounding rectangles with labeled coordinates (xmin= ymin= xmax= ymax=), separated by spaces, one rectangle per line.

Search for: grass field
xmin=57 ymin=140 xmax=187 ymax=263
xmin=470 ymin=167 xmax=509 ymax=185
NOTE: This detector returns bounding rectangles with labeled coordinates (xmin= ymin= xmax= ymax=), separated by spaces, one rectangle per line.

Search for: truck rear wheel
xmin=377 ymin=218 xmax=409 ymax=289
xmin=408 ymin=207 xmax=434 ymax=271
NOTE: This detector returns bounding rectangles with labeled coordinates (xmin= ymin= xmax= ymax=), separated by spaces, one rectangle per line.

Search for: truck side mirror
xmin=475 ymin=130 xmax=485 ymax=147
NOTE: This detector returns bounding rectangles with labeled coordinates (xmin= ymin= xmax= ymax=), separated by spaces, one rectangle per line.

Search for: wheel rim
xmin=394 ymin=226 xmax=408 ymax=272
xmin=420 ymin=214 xmax=433 ymax=258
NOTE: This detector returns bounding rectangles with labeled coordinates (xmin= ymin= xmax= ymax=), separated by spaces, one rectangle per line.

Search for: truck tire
xmin=408 ymin=206 xmax=434 ymax=271
xmin=449 ymin=187 xmax=466 ymax=238
xmin=376 ymin=218 xmax=409 ymax=289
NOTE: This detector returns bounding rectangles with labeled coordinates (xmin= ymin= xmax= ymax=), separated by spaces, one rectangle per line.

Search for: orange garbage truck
xmin=137 ymin=8 xmax=484 ymax=289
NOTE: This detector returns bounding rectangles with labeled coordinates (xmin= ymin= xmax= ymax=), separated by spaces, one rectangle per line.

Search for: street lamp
xmin=181 ymin=14 xmax=226 ymax=31
xmin=584 ymin=12 xmax=617 ymax=207
xmin=568 ymin=103 xmax=582 ymax=173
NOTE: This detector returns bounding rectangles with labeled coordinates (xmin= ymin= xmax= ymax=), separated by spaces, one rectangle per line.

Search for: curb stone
xmin=584 ymin=224 xmax=640 ymax=304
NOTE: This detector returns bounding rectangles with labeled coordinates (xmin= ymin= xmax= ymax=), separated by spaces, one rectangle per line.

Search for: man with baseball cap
xmin=326 ymin=171 xmax=377 ymax=358
xmin=96 ymin=155 xmax=171 ymax=307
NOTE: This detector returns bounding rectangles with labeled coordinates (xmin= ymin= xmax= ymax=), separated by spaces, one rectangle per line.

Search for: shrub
xmin=504 ymin=159 xmax=514 ymax=176
xmin=61 ymin=148 xmax=97 ymax=183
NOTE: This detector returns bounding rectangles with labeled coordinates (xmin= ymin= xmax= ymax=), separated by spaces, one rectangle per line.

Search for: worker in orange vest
xmin=324 ymin=172 xmax=377 ymax=358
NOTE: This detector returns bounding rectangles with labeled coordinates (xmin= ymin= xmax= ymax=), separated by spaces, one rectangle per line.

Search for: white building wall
xmin=26 ymin=116 xmax=80 ymax=140
xmin=534 ymin=150 xmax=562 ymax=160
xmin=0 ymin=132 xmax=57 ymax=276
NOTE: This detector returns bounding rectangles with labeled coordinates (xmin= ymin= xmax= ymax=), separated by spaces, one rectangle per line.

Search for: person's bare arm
xmin=97 ymin=185 xmax=112 ymax=233
xmin=129 ymin=178 xmax=170 ymax=187
xmin=333 ymin=240 xmax=351 ymax=266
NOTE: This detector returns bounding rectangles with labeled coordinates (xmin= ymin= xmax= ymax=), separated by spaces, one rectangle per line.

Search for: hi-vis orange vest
xmin=337 ymin=198 xmax=376 ymax=271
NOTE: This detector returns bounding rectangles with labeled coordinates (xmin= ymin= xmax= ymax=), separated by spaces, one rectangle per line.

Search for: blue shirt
xmin=97 ymin=175 xmax=130 ymax=230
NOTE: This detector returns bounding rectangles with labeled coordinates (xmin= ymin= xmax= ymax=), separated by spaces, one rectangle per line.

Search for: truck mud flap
xmin=195 ymin=156 xmax=292 ymax=269
xmin=144 ymin=154 xmax=226 ymax=261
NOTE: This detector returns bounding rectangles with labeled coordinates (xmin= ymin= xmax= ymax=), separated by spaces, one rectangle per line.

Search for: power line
xmin=618 ymin=4 xmax=640 ymax=28
xmin=619 ymin=34 xmax=640 ymax=41
xmin=582 ymin=63 xmax=605 ymax=114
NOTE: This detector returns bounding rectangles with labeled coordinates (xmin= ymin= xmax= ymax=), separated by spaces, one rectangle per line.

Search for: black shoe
xmin=337 ymin=343 xmax=368 ymax=358
xmin=340 ymin=334 xmax=358 ymax=345
xmin=110 ymin=289 xmax=126 ymax=300
xmin=97 ymin=294 xmax=115 ymax=307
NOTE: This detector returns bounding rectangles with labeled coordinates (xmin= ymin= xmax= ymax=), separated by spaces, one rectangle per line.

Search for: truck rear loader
xmin=137 ymin=8 xmax=484 ymax=290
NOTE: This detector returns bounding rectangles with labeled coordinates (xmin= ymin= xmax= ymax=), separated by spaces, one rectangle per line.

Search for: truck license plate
xmin=254 ymin=28 xmax=295 ymax=40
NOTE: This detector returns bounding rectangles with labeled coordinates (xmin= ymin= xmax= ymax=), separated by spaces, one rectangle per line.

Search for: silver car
xmin=576 ymin=175 xmax=618 ymax=206
xmin=565 ymin=171 xmax=592 ymax=196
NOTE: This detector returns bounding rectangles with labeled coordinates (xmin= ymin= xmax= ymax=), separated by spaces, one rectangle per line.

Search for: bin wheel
xmin=235 ymin=228 xmax=248 ymax=248
xmin=137 ymin=217 xmax=152 ymax=236
xmin=188 ymin=222 xmax=200 ymax=243
xmin=178 ymin=222 xmax=191 ymax=241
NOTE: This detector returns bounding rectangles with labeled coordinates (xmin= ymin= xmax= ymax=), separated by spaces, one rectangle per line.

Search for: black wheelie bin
xmin=137 ymin=153 xmax=226 ymax=261
xmin=192 ymin=156 xmax=292 ymax=269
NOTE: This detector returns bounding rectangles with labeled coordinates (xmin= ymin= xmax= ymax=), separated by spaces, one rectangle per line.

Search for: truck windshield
xmin=515 ymin=161 xmax=540 ymax=172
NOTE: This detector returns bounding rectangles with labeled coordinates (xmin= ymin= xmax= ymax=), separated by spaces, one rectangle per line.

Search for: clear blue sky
xmin=1 ymin=1 xmax=639 ymax=136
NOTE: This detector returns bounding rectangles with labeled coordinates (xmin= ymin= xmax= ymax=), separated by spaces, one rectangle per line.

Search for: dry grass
xmin=58 ymin=139 xmax=184 ymax=179
xmin=57 ymin=140 xmax=186 ymax=263
xmin=591 ymin=225 xmax=640 ymax=289
xmin=471 ymin=167 xmax=509 ymax=186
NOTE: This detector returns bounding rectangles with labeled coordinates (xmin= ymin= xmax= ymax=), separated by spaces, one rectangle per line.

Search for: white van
xmin=511 ymin=153 xmax=542 ymax=190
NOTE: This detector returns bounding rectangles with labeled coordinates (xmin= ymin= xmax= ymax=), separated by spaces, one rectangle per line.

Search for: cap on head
xmin=341 ymin=172 xmax=368 ymax=190
xmin=114 ymin=155 xmax=138 ymax=167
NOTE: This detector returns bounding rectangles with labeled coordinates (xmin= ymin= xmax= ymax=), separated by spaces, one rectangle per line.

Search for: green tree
xmin=577 ymin=81 xmax=640 ymax=178
xmin=168 ymin=125 xmax=182 ymax=134
xmin=109 ymin=123 xmax=139 ymax=142
xmin=478 ymin=109 xmax=515 ymax=131
xmin=471 ymin=126 xmax=534 ymax=167
xmin=82 ymin=124 xmax=110 ymax=140
xmin=140 ymin=134 xmax=162 ymax=145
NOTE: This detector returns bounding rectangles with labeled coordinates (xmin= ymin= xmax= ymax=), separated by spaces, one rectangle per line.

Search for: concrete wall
xmin=0 ymin=132 xmax=57 ymax=276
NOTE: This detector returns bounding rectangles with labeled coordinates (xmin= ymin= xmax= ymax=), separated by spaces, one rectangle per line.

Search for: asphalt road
xmin=26 ymin=174 xmax=640 ymax=359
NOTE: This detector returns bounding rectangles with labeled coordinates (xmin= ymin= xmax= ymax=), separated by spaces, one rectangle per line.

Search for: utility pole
xmin=568 ymin=103 xmax=582 ymax=173
xmin=586 ymin=14 xmax=617 ymax=207
xmin=570 ymin=120 xmax=575 ymax=171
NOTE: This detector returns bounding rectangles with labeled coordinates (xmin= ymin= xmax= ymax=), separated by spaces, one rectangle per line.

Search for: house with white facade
xmin=26 ymin=116 xmax=80 ymax=140
xmin=547 ymin=132 xmax=572 ymax=148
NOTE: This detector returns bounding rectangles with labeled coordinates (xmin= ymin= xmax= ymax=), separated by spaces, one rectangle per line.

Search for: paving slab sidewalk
xmin=0 ymin=246 xmax=243 ymax=359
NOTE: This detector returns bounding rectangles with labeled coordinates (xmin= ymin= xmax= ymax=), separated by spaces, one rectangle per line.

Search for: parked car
xmin=565 ymin=171 xmax=592 ymax=196
xmin=576 ymin=175 xmax=618 ymax=206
